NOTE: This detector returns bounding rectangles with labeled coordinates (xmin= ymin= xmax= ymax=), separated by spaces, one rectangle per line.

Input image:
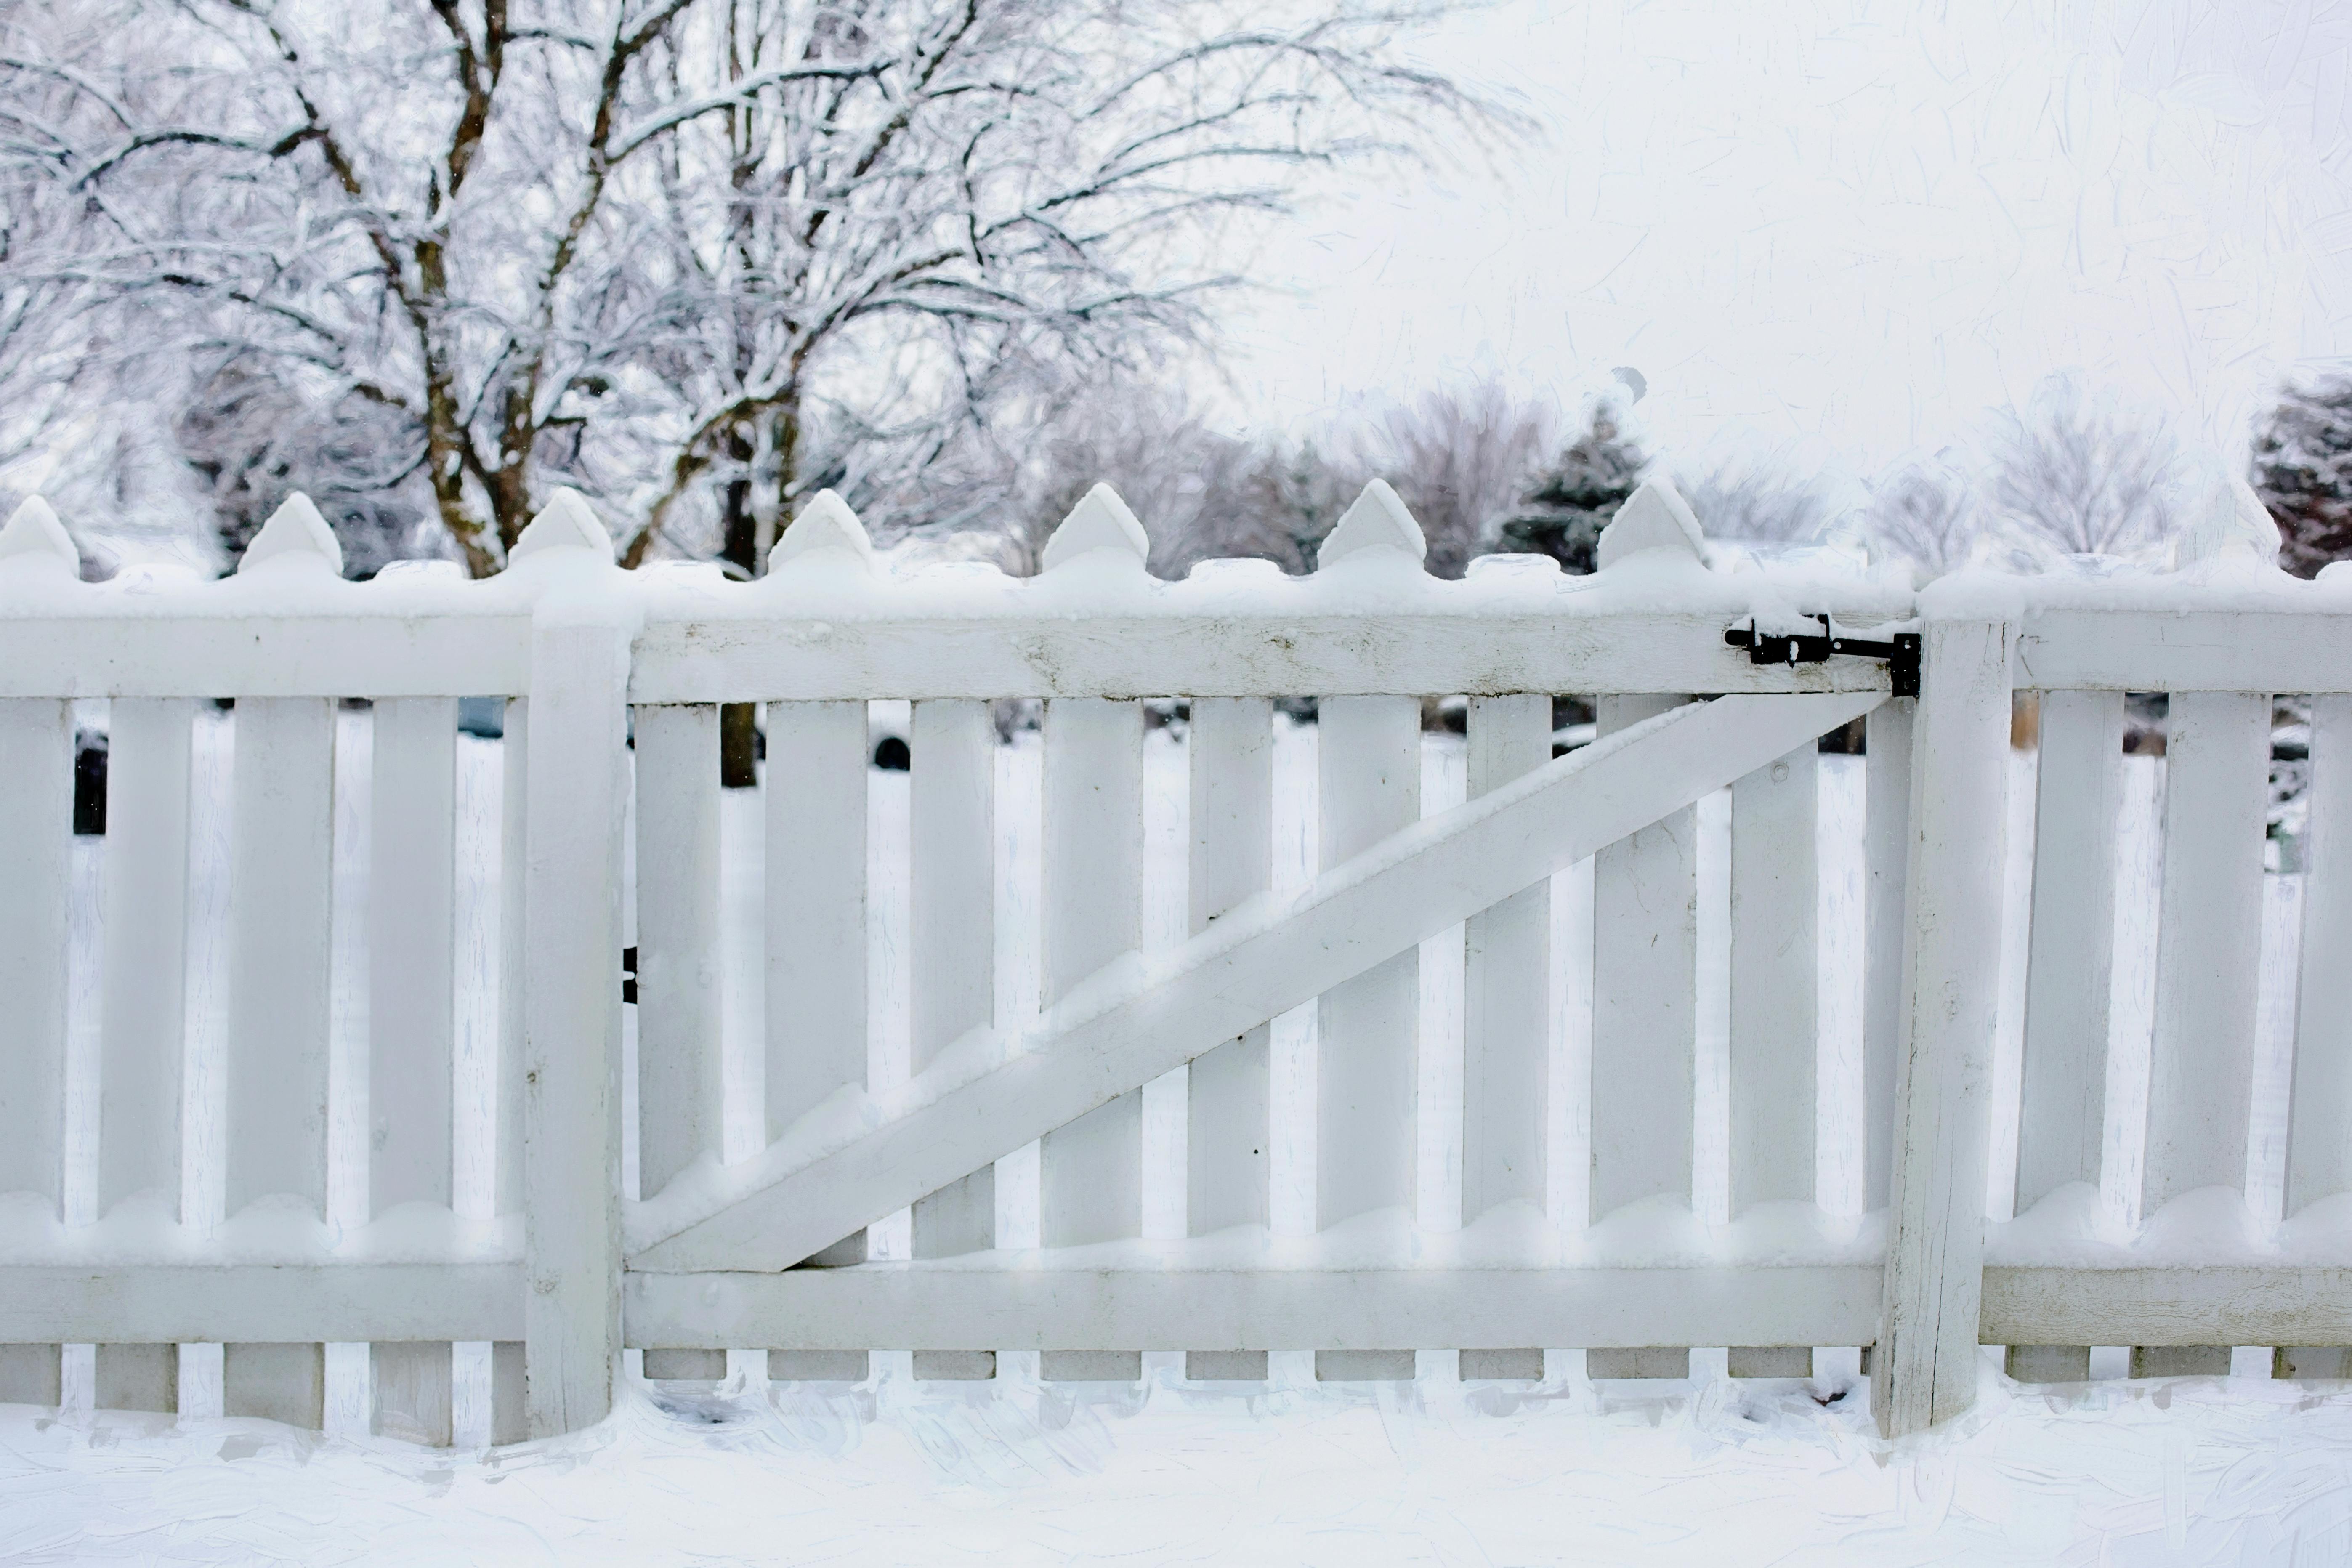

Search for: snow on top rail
xmin=11 ymin=473 xmax=2352 ymax=699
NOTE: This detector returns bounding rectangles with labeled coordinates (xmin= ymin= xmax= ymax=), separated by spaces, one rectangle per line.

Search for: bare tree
xmin=1985 ymin=372 xmax=2183 ymax=557
xmin=12 ymin=0 xmax=1506 ymax=575
xmin=1358 ymin=383 xmax=1555 ymax=577
xmin=1674 ymin=446 xmax=1835 ymax=543
xmin=1865 ymin=450 xmax=1980 ymax=577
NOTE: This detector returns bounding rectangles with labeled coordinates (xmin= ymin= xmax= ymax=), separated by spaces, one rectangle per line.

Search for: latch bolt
xmin=1724 ymin=615 xmax=1921 ymax=699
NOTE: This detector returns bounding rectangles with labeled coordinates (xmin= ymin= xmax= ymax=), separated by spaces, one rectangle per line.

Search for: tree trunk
xmin=717 ymin=425 xmax=761 ymax=787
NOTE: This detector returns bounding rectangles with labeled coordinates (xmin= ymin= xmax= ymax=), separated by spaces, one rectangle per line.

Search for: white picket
xmin=221 ymin=696 xmax=336 ymax=1426
xmin=1461 ymin=694 xmax=1552 ymax=1228
xmin=1186 ymin=697 xmax=1273 ymax=1382
xmin=2131 ymin=690 xmax=2269 ymax=1378
xmin=1456 ymin=694 xmax=1551 ymax=1382
xmin=484 ymin=698 xmax=528 ymax=1438
xmin=1586 ymin=692 xmax=1697 ymax=1380
xmin=2014 ymin=688 xmax=2124 ymax=1213
xmin=633 ymin=704 xmax=723 ymax=1201
xmin=1315 ymin=696 xmax=1421 ymax=1226
xmin=2287 ymin=694 xmax=2352 ymax=1215
xmin=0 ymin=699 xmax=72 ymax=1207
xmin=1873 ymin=619 xmax=2013 ymax=1436
xmin=2004 ymin=690 xmax=2123 ymax=1383
xmin=366 ymin=697 xmax=458 ymax=1441
xmin=1589 ymin=692 xmax=1700 ymax=1223
xmin=223 ymin=697 xmax=337 ymax=1219
xmin=521 ymin=616 xmax=630 ymax=1438
xmin=763 ymin=700 xmax=869 ymax=1378
xmin=2143 ymin=691 xmax=2270 ymax=1212
xmin=631 ymin=704 xmax=725 ymax=1382
xmin=1728 ymin=743 xmax=1818 ymax=1212
xmin=1035 ymin=697 xmax=1145 ymax=1379
xmin=96 ymin=699 xmax=194 ymax=1219
xmin=909 ymin=698 xmax=996 ymax=1379
xmin=1313 ymin=694 xmax=1420 ymax=1380
xmin=0 ymin=699 xmax=70 ymax=1408
xmin=1862 ymin=698 xmax=1913 ymax=1212
xmin=765 ymin=700 xmax=869 ymax=1223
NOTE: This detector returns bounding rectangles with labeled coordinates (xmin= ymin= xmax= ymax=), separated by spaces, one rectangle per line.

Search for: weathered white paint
xmin=369 ymin=698 xmax=459 ymax=1212
xmin=496 ymin=699 xmax=528 ymax=1221
xmin=0 ymin=699 xmax=71 ymax=1207
xmin=1589 ymin=694 xmax=1696 ymax=1225
xmin=0 ymin=616 xmax=535 ymax=701
xmin=18 ymin=474 xmax=2352 ymax=1444
xmin=1729 ymin=743 xmax=1818 ymax=1211
xmin=1861 ymin=698 xmax=1913 ymax=1210
xmin=909 ymin=698 xmax=996 ymax=1382
xmin=625 ymin=1265 xmax=1884 ymax=1353
xmin=2016 ymin=610 xmax=2352 ymax=695
xmin=627 ymin=611 xmax=1905 ymax=705
xmin=521 ymin=617 xmax=631 ymax=1438
xmin=225 ymin=697 xmax=337 ymax=1217
xmin=2014 ymin=688 xmax=2124 ymax=1212
xmin=1187 ymin=698 xmax=1274 ymax=1237
xmin=1872 ymin=619 xmax=2014 ymax=1437
xmin=1316 ymin=694 xmax=1422 ymax=1230
xmin=2287 ymin=694 xmax=2352 ymax=1215
xmin=97 ymin=698 xmax=194 ymax=1217
xmin=0 ymin=1264 xmax=522 ymax=1343
xmin=763 ymin=699 xmax=868 ymax=1268
xmin=632 ymin=704 xmax=723 ymax=1200
xmin=1980 ymin=1266 xmax=2352 ymax=1347
xmin=2144 ymin=691 xmax=2270 ymax=1212
xmin=1462 ymin=694 xmax=1551 ymax=1223
xmin=631 ymin=692 xmax=1883 ymax=1274
xmin=1039 ymin=698 xmax=1145 ymax=1253
xmin=368 ymin=696 xmax=460 ymax=1444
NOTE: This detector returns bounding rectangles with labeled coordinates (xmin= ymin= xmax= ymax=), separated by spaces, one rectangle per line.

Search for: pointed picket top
xmin=1317 ymin=479 xmax=1426 ymax=567
xmin=1041 ymin=483 xmax=1150 ymax=572
xmin=237 ymin=492 xmax=344 ymax=576
xmin=2175 ymin=473 xmax=2283 ymax=570
xmin=1596 ymin=476 xmax=1706 ymax=570
xmin=510 ymin=487 xmax=614 ymax=566
xmin=0 ymin=494 xmax=79 ymax=572
xmin=770 ymin=488 xmax=875 ymax=570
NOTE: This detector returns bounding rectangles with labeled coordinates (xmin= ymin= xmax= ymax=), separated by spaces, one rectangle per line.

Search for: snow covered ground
xmin=10 ymin=1357 xmax=2352 ymax=1563
xmin=8 ymin=704 xmax=2340 ymax=1563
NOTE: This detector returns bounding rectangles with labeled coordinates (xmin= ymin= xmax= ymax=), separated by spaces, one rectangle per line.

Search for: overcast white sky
xmin=1211 ymin=0 xmax=2352 ymax=479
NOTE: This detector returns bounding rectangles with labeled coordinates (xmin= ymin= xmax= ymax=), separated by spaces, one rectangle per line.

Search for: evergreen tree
xmin=1496 ymin=401 xmax=1647 ymax=574
xmin=2252 ymin=368 xmax=2352 ymax=579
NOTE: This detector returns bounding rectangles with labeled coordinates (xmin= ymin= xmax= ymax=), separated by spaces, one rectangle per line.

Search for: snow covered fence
xmin=0 ymin=470 xmax=2342 ymax=1449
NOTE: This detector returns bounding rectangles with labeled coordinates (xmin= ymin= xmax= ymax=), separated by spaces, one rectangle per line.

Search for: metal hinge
xmin=1724 ymin=615 xmax=1921 ymax=699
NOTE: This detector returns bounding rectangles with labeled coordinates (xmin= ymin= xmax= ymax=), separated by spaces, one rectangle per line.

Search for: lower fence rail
xmin=0 ymin=1263 xmax=526 ymax=1344
xmin=622 ymin=1265 xmax=1884 ymax=1354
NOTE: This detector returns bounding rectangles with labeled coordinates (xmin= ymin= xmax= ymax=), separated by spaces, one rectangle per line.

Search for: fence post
xmin=1873 ymin=615 xmax=2012 ymax=1437
xmin=518 ymin=506 xmax=634 ymax=1439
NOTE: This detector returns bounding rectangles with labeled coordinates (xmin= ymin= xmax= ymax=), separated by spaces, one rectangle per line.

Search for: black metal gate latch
xmin=1724 ymin=614 xmax=1922 ymax=698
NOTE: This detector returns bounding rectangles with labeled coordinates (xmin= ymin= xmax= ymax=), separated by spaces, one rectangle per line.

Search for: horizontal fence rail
xmin=0 ymin=476 xmax=2347 ymax=1445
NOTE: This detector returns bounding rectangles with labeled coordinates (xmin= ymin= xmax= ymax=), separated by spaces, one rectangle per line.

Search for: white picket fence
xmin=0 ymin=470 xmax=2344 ymax=1448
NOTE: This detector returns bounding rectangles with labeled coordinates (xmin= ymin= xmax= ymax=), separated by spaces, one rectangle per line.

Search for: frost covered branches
xmin=1673 ymin=448 xmax=1836 ymax=545
xmin=1863 ymin=453 xmax=1979 ymax=578
xmin=1985 ymin=372 xmax=2183 ymax=558
xmin=3 ymin=0 xmax=1498 ymax=574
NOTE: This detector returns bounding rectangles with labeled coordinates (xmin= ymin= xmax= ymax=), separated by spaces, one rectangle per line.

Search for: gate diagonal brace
xmin=1725 ymin=614 xmax=1921 ymax=698
xmin=627 ymin=688 xmax=1886 ymax=1274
